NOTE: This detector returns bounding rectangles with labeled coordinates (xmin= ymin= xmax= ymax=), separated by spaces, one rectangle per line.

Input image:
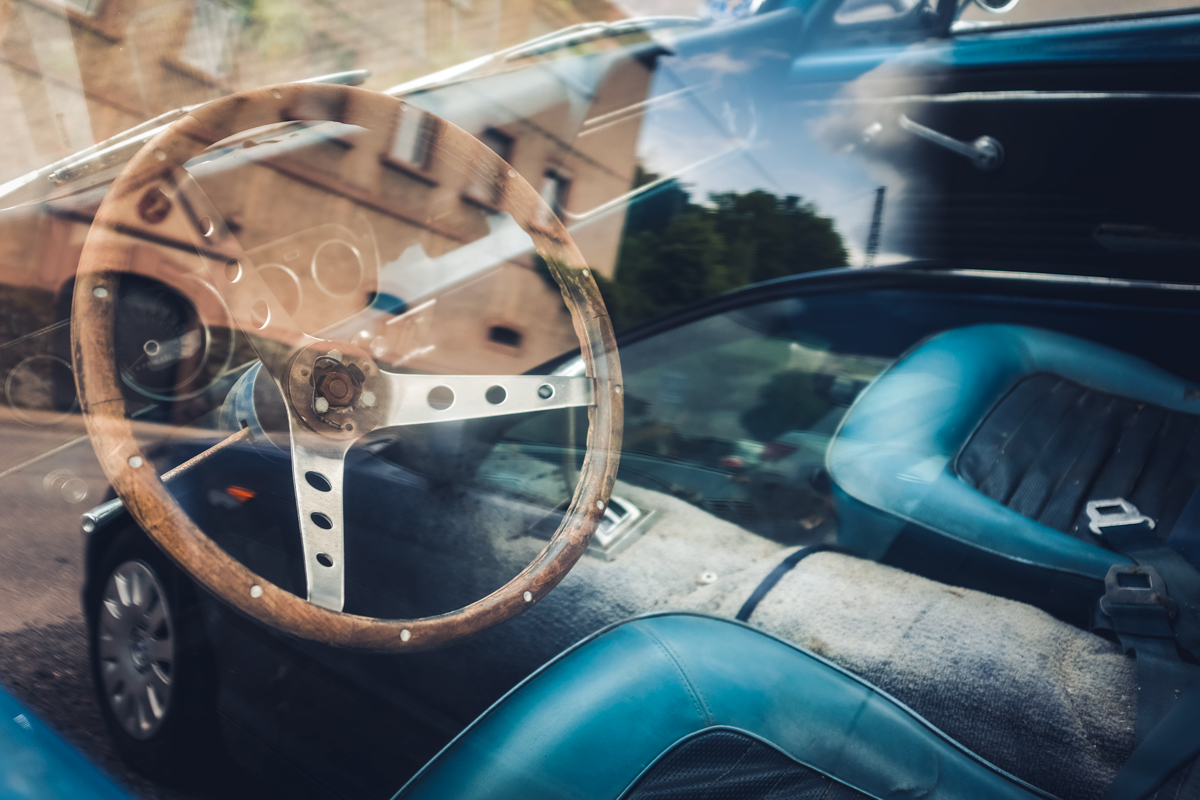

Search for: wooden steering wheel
xmin=72 ymin=83 xmax=622 ymax=651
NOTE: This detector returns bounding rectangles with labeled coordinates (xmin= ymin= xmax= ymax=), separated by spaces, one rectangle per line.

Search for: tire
xmin=86 ymin=527 xmax=223 ymax=784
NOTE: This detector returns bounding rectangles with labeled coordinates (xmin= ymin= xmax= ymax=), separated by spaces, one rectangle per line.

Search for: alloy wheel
xmin=96 ymin=560 xmax=175 ymax=740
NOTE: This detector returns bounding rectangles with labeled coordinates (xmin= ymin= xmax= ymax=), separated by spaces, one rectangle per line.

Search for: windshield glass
xmin=2 ymin=2 xmax=1200 ymax=800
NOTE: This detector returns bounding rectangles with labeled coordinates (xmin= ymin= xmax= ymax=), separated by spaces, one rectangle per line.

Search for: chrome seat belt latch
xmin=1086 ymin=498 xmax=1156 ymax=536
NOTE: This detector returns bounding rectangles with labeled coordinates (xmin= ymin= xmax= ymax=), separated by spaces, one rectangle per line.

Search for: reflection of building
xmin=0 ymin=0 xmax=666 ymax=435
xmin=0 ymin=0 xmax=626 ymax=182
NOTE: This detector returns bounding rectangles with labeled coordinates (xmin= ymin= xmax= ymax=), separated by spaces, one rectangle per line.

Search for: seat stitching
xmin=1066 ymin=395 xmax=1131 ymax=535
xmin=761 ymin=758 xmax=793 ymax=800
xmin=1125 ymin=408 xmax=1171 ymax=503
xmin=965 ymin=374 xmax=1059 ymax=497
xmin=1039 ymin=392 xmax=1116 ymax=531
xmin=638 ymin=624 xmax=716 ymax=727
xmin=1031 ymin=389 xmax=1093 ymax=523
xmin=703 ymin=740 xmax=754 ymax=798
xmin=998 ymin=377 xmax=1079 ymax=506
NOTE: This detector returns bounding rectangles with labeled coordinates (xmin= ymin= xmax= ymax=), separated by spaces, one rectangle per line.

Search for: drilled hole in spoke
xmin=537 ymin=384 xmax=554 ymax=400
xmin=305 ymin=472 xmax=332 ymax=492
xmin=485 ymin=385 xmax=507 ymax=405
xmin=427 ymin=386 xmax=454 ymax=410
xmin=225 ymin=259 xmax=242 ymax=283
xmin=316 ymin=553 xmax=334 ymax=568
xmin=310 ymin=512 xmax=333 ymax=530
xmin=198 ymin=216 xmax=215 ymax=238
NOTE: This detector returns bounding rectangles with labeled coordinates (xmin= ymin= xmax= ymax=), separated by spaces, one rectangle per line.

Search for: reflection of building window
xmin=480 ymin=127 xmax=513 ymax=162
xmin=391 ymin=106 xmax=432 ymax=169
xmin=541 ymin=168 xmax=571 ymax=219
xmin=487 ymin=325 xmax=522 ymax=348
xmin=180 ymin=0 xmax=240 ymax=78
xmin=466 ymin=127 xmax=515 ymax=208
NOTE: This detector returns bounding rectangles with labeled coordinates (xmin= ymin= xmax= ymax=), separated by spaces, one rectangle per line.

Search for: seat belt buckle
xmin=1086 ymin=498 xmax=1156 ymax=536
xmin=1099 ymin=564 xmax=1178 ymax=619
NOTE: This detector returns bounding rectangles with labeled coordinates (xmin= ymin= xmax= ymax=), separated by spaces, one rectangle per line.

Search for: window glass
xmin=493 ymin=299 xmax=889 ymax=541
xmin=0 ymin=0 xmax=1197 ymax=799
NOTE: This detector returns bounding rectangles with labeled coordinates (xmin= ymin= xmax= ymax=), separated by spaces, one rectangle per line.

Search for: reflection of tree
xmin=740 ymin=370 xmax=829 ymax=442
xmin=598 ymin=178 xmax=847 ymax=331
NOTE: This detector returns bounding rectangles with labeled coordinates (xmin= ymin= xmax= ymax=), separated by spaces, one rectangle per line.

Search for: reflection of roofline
xmin=383 ymin=17 xmax=706 ymax=96
xmin=0 ymin=14 xmax=706 ymax=208
xmin=0 ymin=70 xmax=371 ymax=205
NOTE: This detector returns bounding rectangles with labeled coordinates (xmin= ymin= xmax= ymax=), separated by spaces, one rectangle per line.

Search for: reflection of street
xmin=0 ymin=416 xmax=260 ymax=800
xmin=0 ymin=417 xmax=99 ymax=635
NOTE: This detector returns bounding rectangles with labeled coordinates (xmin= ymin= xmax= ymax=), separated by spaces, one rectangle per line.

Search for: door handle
xmin=899 ymin=115 xmax=1004 ymax=171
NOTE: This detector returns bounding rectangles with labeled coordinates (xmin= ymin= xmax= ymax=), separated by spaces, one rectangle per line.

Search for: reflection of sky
xmin=610 ymin=0 xmax=707 ymax=18
xmin=630 ymin=32 xmax=924 ymax=265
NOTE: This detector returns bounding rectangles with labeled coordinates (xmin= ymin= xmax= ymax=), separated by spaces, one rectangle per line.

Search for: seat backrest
xmin=395 ymin=613 xmax=1050 ymax=800
xmin=826 ymin=324 xmax=1200 ymax=623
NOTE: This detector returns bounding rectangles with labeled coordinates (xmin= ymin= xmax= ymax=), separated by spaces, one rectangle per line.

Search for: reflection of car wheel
xmin=86 ymin=529 xmax=221 ymax=783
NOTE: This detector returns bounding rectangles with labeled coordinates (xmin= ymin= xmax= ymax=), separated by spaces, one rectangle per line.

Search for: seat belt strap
xmin=1103 ymin=679 xmax=1200 ymax=800
xmin=1103 ymin=531 xmax=1200 ymax=663
xmin=735 ymin=544 xmax=849 ymax=622
xmin=1166 ymin=485 xmax=1200 ymax=571
xmin=1088 ymin=500 xmax=1200 ymax=744
xmin=1093 ymin=563 xmax=1200 ymax=744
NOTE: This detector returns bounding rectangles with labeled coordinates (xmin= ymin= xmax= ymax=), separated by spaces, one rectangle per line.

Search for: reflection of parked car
xmin=2 ymin=0 xmax=1200 ymax=799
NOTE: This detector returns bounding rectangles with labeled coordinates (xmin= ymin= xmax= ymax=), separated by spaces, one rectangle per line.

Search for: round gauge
xmin=258 ymin=263 xmax=302 ymax=316
xmin=5 ymin=355 xmax=77 ymax=425
xmin=311 ymin=239 xmax=364 ymax=298
xmin=114 ymin=278 xmax=212 ymax=401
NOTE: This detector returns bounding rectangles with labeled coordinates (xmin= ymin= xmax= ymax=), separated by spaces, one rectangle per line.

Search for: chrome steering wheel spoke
xmin=375 ymin=373 xmax=594 ymax=428
xmin=143 ymin=178 xmax=594 ymax=614
xmin=289 ymin=432 xmax=353 ymax=611
xmin=171 ymin=175 xmax=354 ymax=610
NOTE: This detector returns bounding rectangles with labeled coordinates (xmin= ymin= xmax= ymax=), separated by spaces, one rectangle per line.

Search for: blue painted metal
xmin=791 ymin=10 xmax=1200 ymax=85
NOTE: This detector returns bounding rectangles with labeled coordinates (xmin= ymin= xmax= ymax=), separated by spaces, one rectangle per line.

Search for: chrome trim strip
xmin=935 ymin=268 xmax=1200 ymax=291
xmin=791 ymin=90 xmax=1200 ymax=107
xmin=563 ymin=145 xmax=740 ymax=224
xmin=579 ymin=86 xmax=696 ymax=135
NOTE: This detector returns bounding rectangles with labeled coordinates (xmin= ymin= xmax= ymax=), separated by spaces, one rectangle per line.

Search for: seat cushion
xmin=395 ymin=614 xmax=1048 ymax=800
xmin=623 ymin=729 xmax=871 ymax=800
xmin=957 ymin=373 xmax=1200 ymax=547
xmin=827 ymin=324 xmax=1200 ymax=622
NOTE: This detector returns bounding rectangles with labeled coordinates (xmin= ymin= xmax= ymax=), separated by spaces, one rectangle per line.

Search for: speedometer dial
xmin=114 ymin=278 xmax=216 ymax=401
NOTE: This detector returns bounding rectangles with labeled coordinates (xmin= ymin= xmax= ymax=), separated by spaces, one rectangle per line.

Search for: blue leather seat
xmin=827 ymin=324 xmax=1200 ymax=624
xmin=395 ymin=614 xmax=1047 ymax=800
xmin=0 ymin=687 xmax=133 ymax=800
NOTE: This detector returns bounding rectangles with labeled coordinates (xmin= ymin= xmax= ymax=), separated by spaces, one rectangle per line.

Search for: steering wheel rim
xmin=72 ymin=83 xmax=622 ymax=651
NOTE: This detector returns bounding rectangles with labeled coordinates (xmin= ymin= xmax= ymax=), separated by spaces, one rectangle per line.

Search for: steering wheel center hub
xmin=287 ymin=341 xmax=384 ymax=440
xmin=317 ymin=371 xmax=357 ymax=407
